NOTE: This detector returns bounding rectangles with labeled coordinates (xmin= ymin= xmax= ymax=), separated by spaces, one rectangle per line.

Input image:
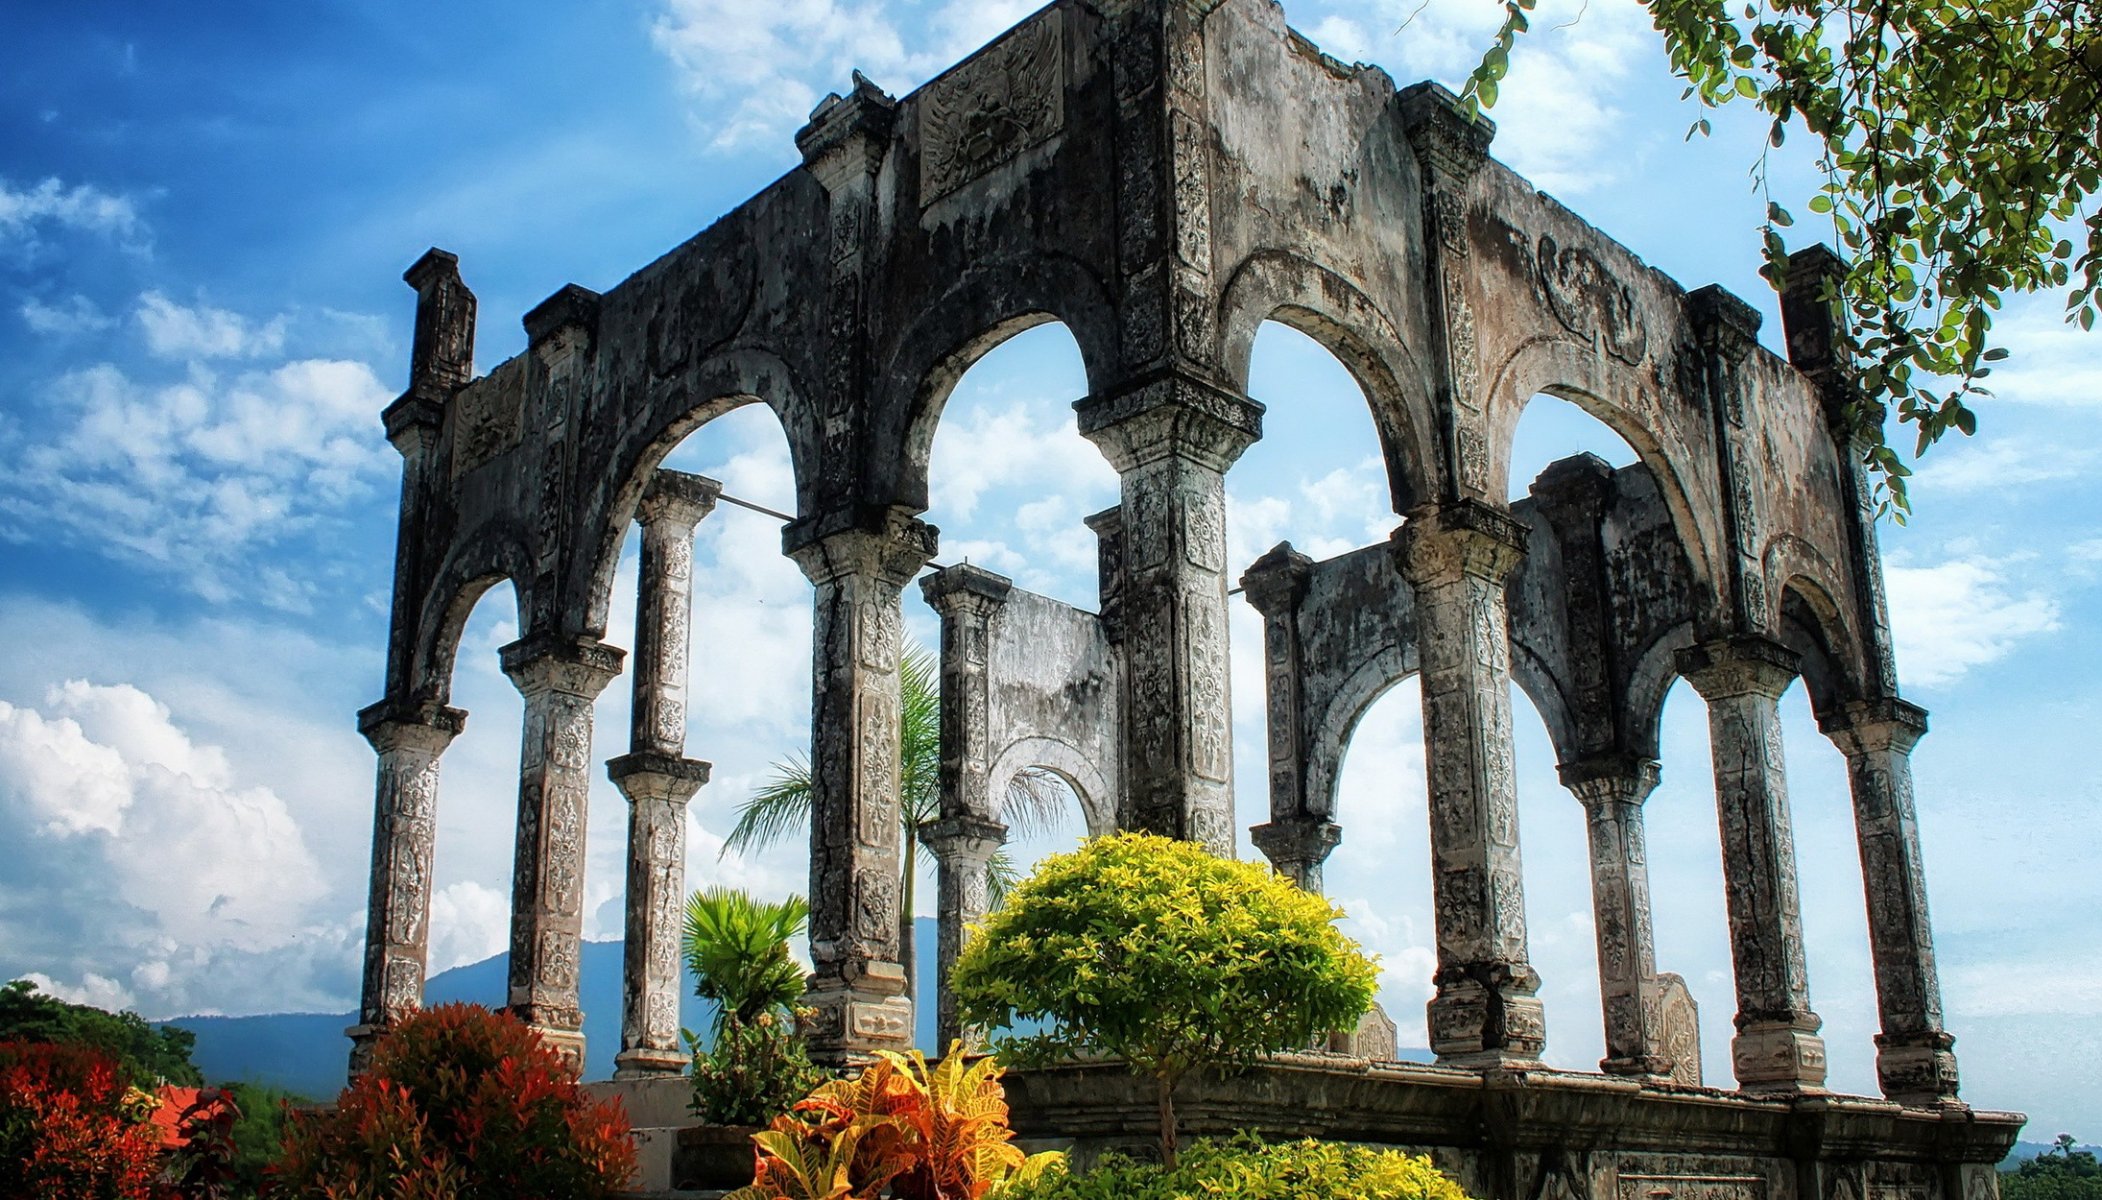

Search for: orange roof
xmin=148 ymin=1086 xmax=235 ymax=1149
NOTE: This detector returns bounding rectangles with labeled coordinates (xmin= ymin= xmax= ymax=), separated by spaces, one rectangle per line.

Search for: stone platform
xmin=1004 ymin=1056 xmax=2023 ymax=1200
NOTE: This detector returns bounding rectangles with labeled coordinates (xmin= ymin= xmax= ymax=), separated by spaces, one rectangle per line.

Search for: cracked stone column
xmin=1561 ymin=754 xmax=1672 ymax=1078
xmin=1678 ymin=634 xmax=1827 ymax=1092
xmin=1394 ymin=499 xmax=1544 ymax=1066
xmin=921 ymin=815 xmax=1006 ymax=1050
xmin=1077 ymin=372 xmax=1261 ymax=854
xmin=606 ymin=470 xmax=718 ymax=1079
xmin=499 ymin=631 xmax=625 ymax=1076
xmin=785 ymin=509 xmax=937 ymax=1065
xmin=1823 ymin=697 xmax=1960 ymax=1105
xmin=347 ymin=701 xmax=466 ymax=1073
xmin=1241 ymin=543 xmax=1345 ymax=891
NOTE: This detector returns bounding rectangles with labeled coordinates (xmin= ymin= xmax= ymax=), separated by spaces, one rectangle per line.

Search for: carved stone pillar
xmin=499 ymin=632 xmax=625 ymax=1075
xmin=1077 ymin=371 xmax=1260 ymax=854
xmin=1678 ymin=634 xmax=1827 ymax=1092
xmin=1393 ymin=499 xmax=1544 ymax=1066
xmin=1823 ymin=697 xmax=1960 ymax=1105
xmin=784 ymin=508 xmax=937 ymax=1064
xmin=921 ymin=815 xmax=1007 ymax=1051
xmin=1560 ymin=754 xmax=1671 ymax=1078
xmin=606 ymin=470 xmax=718 ymax=1079
xmin=347 ymin=701 xmax=466 ymax=1073
xmin=921 ymin=565 xmax=1014 ymax=828
xmin=1241 ymin=542 xmax=1327 ymax=886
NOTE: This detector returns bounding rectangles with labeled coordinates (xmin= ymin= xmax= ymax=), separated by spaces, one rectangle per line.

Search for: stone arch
xmin=578 ymin=345 xmax=814 ymax=639
xmin=1508 ymin=635 xmax=1581 ymax=766
xmin=987 ymin=734 xmax=1116 ymax=838
xmin=883 ymin=256 xmax=1119 ymax=514
xmin=1217 ymin=249 xmax=1439 ymax=511
xmin=1304 ymin=645 xmax=1419 ymax=821
xmin=1769 ymin=556 xmax=1866 ymax=721
xmin=412 ymin=531 xmax=533 ymax=703
xmin=1487 ymin=339 xmax=1720 ymax=610
xmin=1625 ymin=621 xmax=1698 ymax=762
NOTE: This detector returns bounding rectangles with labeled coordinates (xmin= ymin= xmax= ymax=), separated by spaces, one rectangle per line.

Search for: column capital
xmin=607 ymin=750 xmax=712 ymax=805
xmin=499 ymin=632 xmax=625 ymax=698
xmin=1395 ymin=82 xmax=1496 ymax=187
xmin=797 ymin=71 xmax=896 ymax=192
xmin=1687 ymin=284 xmax=1764 ymax=366
xmin=1677 ymin=634 xmax=1800 ymax=701
xmin=523 ymin=283 xmax=602 ymax=370
xmin=1238 ymin=541 xmax=1315 ymax=618
xmin=783 ymin=505 xmax=938 ymax=587
xmin=1393 ymin=498 xmax=1528 ymax=587
xmin=387 ymin=246 xmax=476 ymax=459
xmin=919 ymin=563 xmax=1013 ymax=617
xmin=1820 ymin=696 xmax=1929 ymax=756
xmin=637 ymin=469 xmax=722 ymax=532
xmin=1249 ymin=815 xmax=1343 ymax=871
xmin=921 ymin=815 xmax=1008 ymax=864
xmin=356 ymin=700 xmax=467 ymax=755
xmin=1075 ymin=368 xmax=1263 ymax=473
xmin=1558 ymin=755 xmax=1661 ymax=805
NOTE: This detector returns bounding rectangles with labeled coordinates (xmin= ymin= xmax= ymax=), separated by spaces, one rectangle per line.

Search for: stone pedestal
xmin=1678 ymin=635 xmax=1826 ymax=1093
xmin=1823 ymin=697 xmax=1960 ymax=1106
xmin=500 ymin=632 xmax=625 ymax=1075
xmin=1561 ymin=754 xmax=1671 ymax=1079
xmin=1394 ymin=500 xmax=1544 ymax=1068
xmin=785 ymin=508 xmax=936 ymax=1064
xmin=1077 ymin=370 xmax=1260 ymax=855
xmin=348 ymin=700 xmax=466 ymax=1074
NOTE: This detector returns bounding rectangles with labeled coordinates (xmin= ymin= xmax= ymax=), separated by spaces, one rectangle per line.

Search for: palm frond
xmin=683 ymin=886 xmax=811 ymax=1026
xmin=722 ymin=752 xmax=813 ymax=858
xmin=1000 ymin=766 xmax=1073 ymax=839
xmin=899 ymin=640 xmax=942 ymax=826
xmin=984 ymin=849 xmax=1023 ymax=911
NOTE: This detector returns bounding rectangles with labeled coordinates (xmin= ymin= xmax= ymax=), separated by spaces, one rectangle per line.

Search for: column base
xmin=613 ymin=1046 xmax=690 ymax=1079
xmin=344 ymin=1022 xmax=382 ymax=1076
xmin=1732 ymin=1019 xmax=1827 ymax=1092
xmin=1875 ymin=1031 xmax=1959 ymax=1106
xmin=530 ymin=1025 xmax=588 ymax=1080
xmin=801 ymin=965 xmax=914 ymax=1067
xmin=1599 ymin=1054 xmax=1674 ymax=1080
xmin=1428 ymin=974 xmax=1545 ymax=1067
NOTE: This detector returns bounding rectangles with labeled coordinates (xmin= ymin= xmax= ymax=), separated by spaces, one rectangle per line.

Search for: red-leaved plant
xmin=0 ymin=1039 xmax=166 ymax=1200
xmin=269 ymin=1003 xmax=635 ymax=1200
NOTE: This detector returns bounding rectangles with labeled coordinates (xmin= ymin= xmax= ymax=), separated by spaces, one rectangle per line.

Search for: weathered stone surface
xmin=350 ymin=0 xmax=1973 ymax=1119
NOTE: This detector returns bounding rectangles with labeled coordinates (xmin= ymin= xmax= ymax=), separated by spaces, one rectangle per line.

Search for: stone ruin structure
xmin=349 ymin=0 xmax=2023 ymax=1195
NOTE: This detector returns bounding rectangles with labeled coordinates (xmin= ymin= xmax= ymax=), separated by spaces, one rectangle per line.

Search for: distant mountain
xmin=168 ymin=916 xmax=1432 ymax=1098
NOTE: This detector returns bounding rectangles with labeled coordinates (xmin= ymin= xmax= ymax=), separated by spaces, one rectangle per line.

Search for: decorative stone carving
xmin=1653 ymin=972 xmax=1704 ymax=1086
xmin=920 ymin=11 xmax=1065 ymax=203
xmin=449 ymin=358 xmax=526 ymax=478
xmin=1539 ymin=234 xmax=1648 ymax=366
xmin=1563 ymin=755 xmax=1671 ymax=1078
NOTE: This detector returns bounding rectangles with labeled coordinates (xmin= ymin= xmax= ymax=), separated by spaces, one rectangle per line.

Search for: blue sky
xmin=0 ymin=0 xmax=2095 ymax=1137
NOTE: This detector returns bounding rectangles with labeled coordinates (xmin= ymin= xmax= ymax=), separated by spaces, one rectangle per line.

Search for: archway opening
xmin=1643 ymin=677 xmax=1740 ymax=1086
xmin=1508 ymin=683 xmax=1609 ymax=1072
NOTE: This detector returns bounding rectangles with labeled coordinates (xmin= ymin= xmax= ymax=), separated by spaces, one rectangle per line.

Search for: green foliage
xmin=688 ymin=1012 xmax=826 ymax=1128
xmin=997 ymin=1134 xmax=1474 ymax=1200
xmin=684 ymin=887 xmax=813 ymax=1029
xmin=1466 ymin=0 xmax=2102 ymax=516
xmin=950 ymin=832 xmax=1379 ymax=1165
xmin=1 ymin=976 xmax=204 ymax=1088
xmin=270 ymin=1003 xmax=634 ymax=1200
xmin=725 ymin=1043 xmax=1061 ymax=1200
xmin=218 ymin=1082 xmax=310 ymax=1199
xmin=2005 ymin=1135 xmax=2102 ymax=1200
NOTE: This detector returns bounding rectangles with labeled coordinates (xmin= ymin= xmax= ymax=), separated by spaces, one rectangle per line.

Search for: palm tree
xmin=722 ymin=641 xmax=1069 ymax=1005
xmin=681 ymin=887 xmax=811 ymax=1031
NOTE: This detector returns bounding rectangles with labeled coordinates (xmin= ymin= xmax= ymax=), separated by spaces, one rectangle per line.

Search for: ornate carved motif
xmin=1618 ymin=1175 xmax=1764 ymax=1200
xmin=919 ymin=14 xmax=1065 ymax=203
xmin=1539 ymin=235 xmax=1648 ymax=366
xmin=450 ymin=360 xmax=525 ymax=478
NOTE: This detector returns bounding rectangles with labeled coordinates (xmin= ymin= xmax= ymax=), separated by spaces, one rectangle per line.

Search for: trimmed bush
xmin=0 ymin=1039 xmax=164 ymax=1200
xmin=1000 ymin=1134 xmax=1473 ymax=1200
xmin=270 ymin=1003 xmax=634 ymax=1200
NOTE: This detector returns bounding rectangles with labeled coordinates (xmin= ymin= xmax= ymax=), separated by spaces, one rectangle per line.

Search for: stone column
xmin=1241 ymin=542 xmax=1341 ymax=890
xmin=1394 ymin=499 xmax=1544 ymax=1067
xmin=1822 ymin=697 xmax=1960 ymax=1105
xmin=784 ymin=508 xmax=937 ymax=1065
xmin=347 ymin=701 xmax=466 ymax=1073
xmin=1677 ymin=634 xmax=1827 ymax=1092
xmin=1249 ymin=815 xmax=1344 ymax=894
xmin=1560 ymin=754 xmax=1672 ymax=1078
xmin=499 ymin=632 xmax=625 ymax=1075
xmin=606 ymin=470 xmax=719 ymax=1079
xmin=1077 ymin=372 xmax=1261 ymax=854
xmin=921 ymin=815 xmax=1007 ymax=1050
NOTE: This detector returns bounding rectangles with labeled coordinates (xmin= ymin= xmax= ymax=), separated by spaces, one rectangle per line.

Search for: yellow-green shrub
xmin=999 ymin=1134 xmax=1472 ymax=1200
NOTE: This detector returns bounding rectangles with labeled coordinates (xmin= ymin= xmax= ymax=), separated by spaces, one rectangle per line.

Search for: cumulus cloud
xmin=0 ymin=176 xmax=146 ymax=252
xmin=0 ymin=345 xmax=394 ymax=607
xmin=19 ymin=294 xmax=115 ymax=336
xmin=0 ymin=681 xmax=336 ymax=1017
xmin=1883 ymin=553 xmax=2061 ymax=688
xmin=136 ymin=291 xmax=288 ymax=360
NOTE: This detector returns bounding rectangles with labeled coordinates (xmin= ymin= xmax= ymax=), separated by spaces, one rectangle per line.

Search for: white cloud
xmin=20 ymin=294 xmax=115 ymax=336
xmin=23 ymin=971 xmax=137 ymax=1013
xmin=0 ymin=177 xmax=146 ymax=251
xmin=1883 ymin=554 xmax=2060 ymax=688
xmin=1910 ymin=434 xmax=2082 ymax=494
xmin=927 ymin=398 xmax=1114 ymax=523
xmin=136 ymin=291 xmax=288 ymax=360
xmin=427 ymin=882 xmax=512 ymax=976
xmin=1978 ymin=294 xmax=2102 ymax=408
